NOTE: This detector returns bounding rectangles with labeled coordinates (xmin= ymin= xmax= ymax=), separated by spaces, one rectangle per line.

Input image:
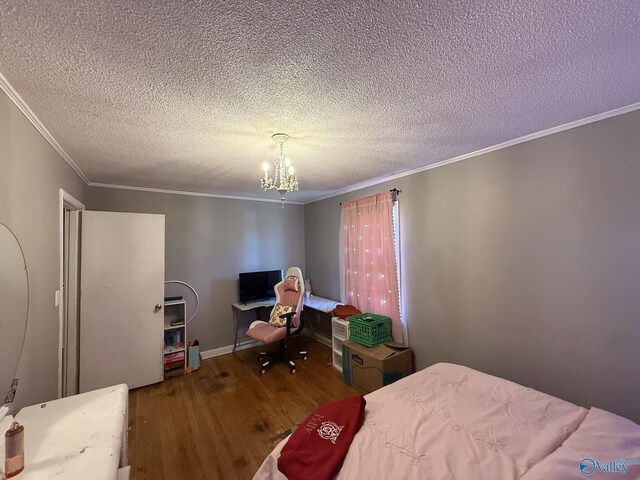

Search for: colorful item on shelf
xmin=164 ymin=351 xmax=185 ymax=370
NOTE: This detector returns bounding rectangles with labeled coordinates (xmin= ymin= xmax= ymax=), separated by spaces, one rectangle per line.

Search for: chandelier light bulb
xmin=288 ymin=166 xmax=294 ymax=175
xmin=284 ymin=157 xmax=291 ymax=167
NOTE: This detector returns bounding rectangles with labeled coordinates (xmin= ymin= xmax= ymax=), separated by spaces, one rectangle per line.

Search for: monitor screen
xmin=238 ymin=270 xmax=283 ymax=304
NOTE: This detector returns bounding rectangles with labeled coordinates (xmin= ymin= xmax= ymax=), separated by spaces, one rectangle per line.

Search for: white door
xmin=79 ymin=211 xmax=165 ymax=392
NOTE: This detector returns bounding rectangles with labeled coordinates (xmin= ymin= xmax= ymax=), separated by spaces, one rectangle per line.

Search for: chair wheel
xmin=303 ymin=356 xmax=307 ymax=361
xmin=290 ymin=368 xmax=296 ymax=374
xmin=260 ymin=368 xmax=266 ymax=375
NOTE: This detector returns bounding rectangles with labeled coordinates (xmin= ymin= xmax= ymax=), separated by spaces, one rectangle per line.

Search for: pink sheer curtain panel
xmin=341 ymin=192 xmax=403 ymax=343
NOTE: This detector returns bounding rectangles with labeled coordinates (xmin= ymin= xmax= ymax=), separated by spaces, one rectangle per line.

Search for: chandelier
xmin=260 ymin=133 xmax=299 ymax=207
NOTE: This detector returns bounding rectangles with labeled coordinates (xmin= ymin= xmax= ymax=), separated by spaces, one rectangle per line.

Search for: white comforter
xmin=254 ymin=362 xmax=622 ymax=479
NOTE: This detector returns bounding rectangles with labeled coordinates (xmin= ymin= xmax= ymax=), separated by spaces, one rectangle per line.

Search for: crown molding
xmin=308 ymin=101 xmax=640 ymax=204
xmin=3 ymin=64 xmax=638 ymax=203
xmin=0 ymin=71 xmax=90 ymax=184
xmin=88 ymin=182 xmax=305 ymax=205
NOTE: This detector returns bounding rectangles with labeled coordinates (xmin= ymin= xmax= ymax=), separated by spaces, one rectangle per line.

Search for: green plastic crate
xmin=348 ymin=313 xmax=392 ymax=347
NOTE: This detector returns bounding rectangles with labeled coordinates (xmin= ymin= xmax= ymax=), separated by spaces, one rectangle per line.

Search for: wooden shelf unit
xmin=163 ymin=299 xmax=187 ymax=376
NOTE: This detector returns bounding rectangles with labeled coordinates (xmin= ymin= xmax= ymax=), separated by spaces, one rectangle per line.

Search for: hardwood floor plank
xmin=128 ymin=339 xmax=357 ymax=479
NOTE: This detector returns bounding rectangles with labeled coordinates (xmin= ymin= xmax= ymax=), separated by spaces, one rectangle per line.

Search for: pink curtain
xmin=341 ymin=192 xmax=403 ymax=343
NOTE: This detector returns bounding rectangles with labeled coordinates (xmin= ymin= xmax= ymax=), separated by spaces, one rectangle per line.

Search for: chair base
xmin=258 ymin=346 xmax=307 ymax=375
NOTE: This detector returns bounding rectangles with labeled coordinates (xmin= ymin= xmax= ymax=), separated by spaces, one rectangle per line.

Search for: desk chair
xmin=245 ymin=267 xmax=307 ymax=374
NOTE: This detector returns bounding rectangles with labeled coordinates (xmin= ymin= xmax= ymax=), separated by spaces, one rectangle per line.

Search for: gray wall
xmin=86 ymin=188 xmax=305 ymax=352
xmin=0 ymin=90 xmax=87 ymax=411
xmin=4 ymin=71 xmax=638 ymax=426
xmin=304 ymin=109 xmax=640 ymax=423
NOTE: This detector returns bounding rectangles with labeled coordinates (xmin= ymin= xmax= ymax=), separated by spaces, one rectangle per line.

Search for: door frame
xmin=58 ymin=189 xmax=85 ymax=398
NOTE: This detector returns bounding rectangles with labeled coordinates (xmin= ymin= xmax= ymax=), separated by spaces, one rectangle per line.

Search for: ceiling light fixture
xmin=261 ymin=133 xmax=299 ymax=208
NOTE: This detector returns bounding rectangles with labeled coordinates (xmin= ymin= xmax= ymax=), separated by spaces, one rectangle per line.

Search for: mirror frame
xmin=0 ymin=223 xmax=29 ymax=411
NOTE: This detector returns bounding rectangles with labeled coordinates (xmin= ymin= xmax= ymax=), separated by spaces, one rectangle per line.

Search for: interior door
xmin=79 ymin=211 xmax=165 ymax=392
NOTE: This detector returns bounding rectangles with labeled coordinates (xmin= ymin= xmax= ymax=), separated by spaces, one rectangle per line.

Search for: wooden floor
xmin=128 ymin=338 xmax=357 ymax=480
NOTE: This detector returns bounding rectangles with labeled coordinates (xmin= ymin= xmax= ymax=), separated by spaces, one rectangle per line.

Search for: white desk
xmin=303 ymin=296 xmax=342 ymax=347
xmin=231 ymin=295 xmax=342 ymax=352
xmin=304 ymin=295 xmax=342 ymax=313
xmin=0 ymin=384 xmax=129 ymax=479
xmin=231 ymin=299 xmax=276 ymax=352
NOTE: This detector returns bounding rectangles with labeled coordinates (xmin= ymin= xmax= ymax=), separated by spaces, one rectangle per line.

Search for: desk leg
xmin=304 ymin=309 xmax=317 ymax=340
xmin=232 ymin=306 xmax=239 ymax=353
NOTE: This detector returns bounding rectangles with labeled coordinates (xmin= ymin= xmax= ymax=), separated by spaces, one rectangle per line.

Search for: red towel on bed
xmin=277 ymin=395 xmax=366 ymax=480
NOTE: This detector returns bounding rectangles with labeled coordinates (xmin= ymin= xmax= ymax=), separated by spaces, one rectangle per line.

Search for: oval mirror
xmin=0 ymin=223 xmax=29 ymax=409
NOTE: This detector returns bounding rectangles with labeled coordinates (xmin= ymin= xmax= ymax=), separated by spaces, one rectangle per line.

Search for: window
xmin=340 ymin=191 xmax=404 ymax=343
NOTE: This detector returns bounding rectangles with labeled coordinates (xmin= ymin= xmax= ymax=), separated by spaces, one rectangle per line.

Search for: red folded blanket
xmin=278 ymin=395 xmax=366 ymax=480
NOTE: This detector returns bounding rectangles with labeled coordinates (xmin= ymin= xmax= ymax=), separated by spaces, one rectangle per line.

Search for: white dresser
xmin=0 ymin=384 xmax=129 ymax=479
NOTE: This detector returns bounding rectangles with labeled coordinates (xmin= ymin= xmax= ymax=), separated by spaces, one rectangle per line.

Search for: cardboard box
xmin=342 ymin=340 xmax=413 ymax=394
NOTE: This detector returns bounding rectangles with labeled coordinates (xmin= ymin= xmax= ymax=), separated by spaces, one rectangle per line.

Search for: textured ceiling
xmin=1 ymin=1 xmax=639 ymax=203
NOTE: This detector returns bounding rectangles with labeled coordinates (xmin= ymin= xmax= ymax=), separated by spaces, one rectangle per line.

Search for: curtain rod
xmin=339 ymin=189 xmax=401 ymax=205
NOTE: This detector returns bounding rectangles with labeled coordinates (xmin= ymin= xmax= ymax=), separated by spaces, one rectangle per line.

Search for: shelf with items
xmin=331 ymin=317 xmax=350 ymax=373
xmin=163 ymin=345 xmax=185 ymax=355
xmin=163 ymin=299 xmax=187 ymax=376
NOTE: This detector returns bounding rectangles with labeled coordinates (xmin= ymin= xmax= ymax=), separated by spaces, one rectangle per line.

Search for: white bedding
xmin=522 ymin=407 xmax=640 ymax=479
xmin=254 ymin=363 xmax=594 ymax=479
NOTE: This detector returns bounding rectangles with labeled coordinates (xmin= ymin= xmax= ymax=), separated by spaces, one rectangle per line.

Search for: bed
xmin=253 ymin=363 xmax=640 ymax=479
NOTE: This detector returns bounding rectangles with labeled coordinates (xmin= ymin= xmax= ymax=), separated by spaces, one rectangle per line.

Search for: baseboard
xmin=199 ymin=340 xmax=260 ymax=360
xmin=199 ymin=333 xmax=330 ymax=360
xmin=311 ymin=332 xmax=332 ymax=347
